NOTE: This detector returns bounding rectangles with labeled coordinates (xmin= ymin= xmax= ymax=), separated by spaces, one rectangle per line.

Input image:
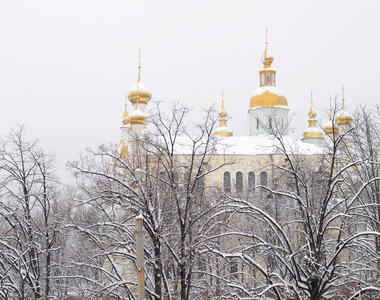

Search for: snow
xmin=251 ymin=86 xmax=285 ymax=97
xmin=323 ymin=120 xmax=336 ymax=128
xmin=128 ymin=81 xmax=151 ymax=94
xmin=304 ymin=126 xmax=324 ymax=134
xmin=250 ymin=104 xmax=289 ymax=110
xmin=337 ymin=109 xmax=353 ymax=119
xmin=169 ymin=134 xmax=323 ymax=156
xmin=130 ymin=108 xmax=146 ymax=117
xmin=215 ymin=126 xmax=233 ymax=133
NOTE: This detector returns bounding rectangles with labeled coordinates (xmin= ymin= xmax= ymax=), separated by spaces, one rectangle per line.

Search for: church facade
xmin=118 ymin=41 xmax=352 ymax=195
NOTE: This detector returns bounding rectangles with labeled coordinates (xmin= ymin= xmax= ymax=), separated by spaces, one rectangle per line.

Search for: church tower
xmin=215 ymin=92 xmax=233 ymax=137
xmin=119 ymin=50 xmax=152 ymax=158
xmin=302 ymin=92 xmax=324 ymax=147
xmin=248 ymin=31 xmax=289 ymax=136
xmin=335 ymin=85 xmax=353 ymax=134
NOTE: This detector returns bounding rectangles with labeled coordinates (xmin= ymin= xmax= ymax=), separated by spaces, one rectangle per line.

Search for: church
xmin=118 ymin=39 xmax=353 ymax=194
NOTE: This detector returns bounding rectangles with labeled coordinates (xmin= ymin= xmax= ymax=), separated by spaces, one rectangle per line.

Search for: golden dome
xmin=250 ymin=31 xmax=288 ymax=109
xmin=128 ymin=50 xmax=152 ymax=108
xmin=130 ymin=100 xmax=147 ymax=127
xmin=335 ymin=85 xmax=352 ymax=126
xmin=323 ymin=97 xmax=339 ymax=135
xmin=215 ymin=93 xmax=233 ymax=137
xmin=250 ymin=88 xmax=288 ymax=109
xmin=303 ymin=92 xmax=324 ymax=140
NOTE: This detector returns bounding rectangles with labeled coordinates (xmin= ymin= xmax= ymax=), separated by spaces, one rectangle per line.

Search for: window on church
xmin=256 ymin=118 xmax=260 ymax=130
xmin=223 ymin=171 xmax=231 ymax=192
xmin=236 ymin=171 xmax=243 ymax=193
xmin=248 ymin=171 xmax=255 ymax=192
xmin=269 ymin=117 xmax=272 ymax=130
xmin=260 ymin=171 xmax=268 ymax=193
xmin=158 ymin=171 xmax=166 ymax=192
xmin=266 ymin=74 xmax=270 ymax=84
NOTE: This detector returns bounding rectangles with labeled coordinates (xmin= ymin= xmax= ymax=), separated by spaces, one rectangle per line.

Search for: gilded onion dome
xmin=302 ymin=92 xmax=324 ymax=146
xmin=130 ymin=100 xmax=147 ymax=127
xmin=335 ymin=85 xmax=353 ymax=126
xmin=127 ymin=50 xmax=152 ymax=110
xmin=323 ymin=97 xmax=339 ymax=136
xmin=250 ymin=31 xmax=288 ymax=109
xmin=215 ymin=92 xmax=233 ymax=137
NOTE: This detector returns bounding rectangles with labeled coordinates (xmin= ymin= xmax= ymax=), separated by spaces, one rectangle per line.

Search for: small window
xmin=158 ymin=171 xmax=166 ymax=192
xmin=229 ymin=259 xmax=238 ymax=279
xmin=256 ymin=118 xmax=260 ymax=130
xmin=236 ymin=171 xmax=243 ymax=193
xmin=260 ymin=171 xmax=268 ymax=192
xmin=269 ymin=117 xmax=272 ymax=130
xmin=248 ymin=171 xmax=255 ymax=192
xmin=223 ymin=171 xmax=231 ymax=192
xmin=266 ymin=74 xmax=270 ymax=84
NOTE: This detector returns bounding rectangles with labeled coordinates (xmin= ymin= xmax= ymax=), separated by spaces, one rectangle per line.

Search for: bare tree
xmin=0 ymin=126 xmax=62 ymax=300
xmin=205 ymin=107 xmax=380 ymax=299
xmin=68 ymin=102 xmax=227 ymax=299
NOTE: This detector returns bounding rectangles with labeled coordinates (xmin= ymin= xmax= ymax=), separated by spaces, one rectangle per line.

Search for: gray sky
xmin=1 ymin=0 xmax=380 ymax=182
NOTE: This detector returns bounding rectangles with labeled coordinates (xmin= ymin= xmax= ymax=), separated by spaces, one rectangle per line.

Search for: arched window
xmin=256 ymin=118 xmax=260 ymax=130
xmin=248 ymin=171 xmax=255 ymax=192
xmin=223 ymin=171 xmax=231 ymax=192
xmin=260 ymin=171 xmax=268 ymax=192
xmin=268 ymin=117 xmax=272 ymax=130
xmin=158 ymin=171 xmax=166 ymax=192
xmin=236 ymin=171 xmax=243 ymax=193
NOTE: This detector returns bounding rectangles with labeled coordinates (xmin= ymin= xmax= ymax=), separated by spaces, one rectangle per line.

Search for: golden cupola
xmin=335 ymin=85 xmax=353 ymax=127
xmin=302 ymin=92 xmax=324 ymax=147
xmin=323 ymin=97 xmax=339 ymax=136
xmin=249 ymin=31 xmax=288 ymax=110
xmin=215 ymin=92 xmax=233 ymax=137
xmin=127 ymin=50 xmax=152 ymax=111
xmin=130 ymin=99 xmax=147 ymax=128
xmin=248 ymin=30 xmax=289 ymax=136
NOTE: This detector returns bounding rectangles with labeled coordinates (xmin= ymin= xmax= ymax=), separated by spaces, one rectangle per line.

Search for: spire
xmin=215 ymin=91 xmax=233 ymax=137
xmin=329 ymin=96 xmax=332 ymax=120
xmin=122 ymin=95 xmax=130 ymax=125
xmin=308 ymin=91 xmax=317 ymax=119
xmin=302 ymin=91 xmax=324 ymax=146
xmin=336 ymin=84 xmax=353 ymax=127
xmin=262 ymin=27 xmax=268 ymax=61
xmin=261 ymin=27 xmax=273 ymax=69
xmin=138 ymin=49 xmax=141 ymax=83
xmin=127 ymin=49 xmax=152 ymax=109
xmin=219 ymin=91 xmax=227 ymax=118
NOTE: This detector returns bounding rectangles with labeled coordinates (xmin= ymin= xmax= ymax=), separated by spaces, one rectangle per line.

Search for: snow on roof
xmin=128 ymin=81 xmax=151 ymax=94
xmin=337 ymin=109 xmax=353 ymax=119
xmin=251 ymin=86 xmax=285 ymax=97
xmin=130 ymin=108 xmax=146 ymax=117
xmin=170 ymin=134 xmax=323 ymax=156
xmin=215 ymin=126 xmax=233 ymax=133
xmin=304 ymin=127 xmax=324 ymax=134
xmin=323 ymin=120 xmax=335 ymax=128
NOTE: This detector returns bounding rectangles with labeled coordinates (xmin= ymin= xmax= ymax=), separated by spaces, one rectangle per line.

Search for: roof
xmin=128 ymin=81 xmax=151 ymax=94
xmin=169 ymin=134 xmax=323 ymax=156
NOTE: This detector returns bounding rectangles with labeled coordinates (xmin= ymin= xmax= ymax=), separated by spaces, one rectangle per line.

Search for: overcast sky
xmin=1 ymin=0 xmax=380 ymax=182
